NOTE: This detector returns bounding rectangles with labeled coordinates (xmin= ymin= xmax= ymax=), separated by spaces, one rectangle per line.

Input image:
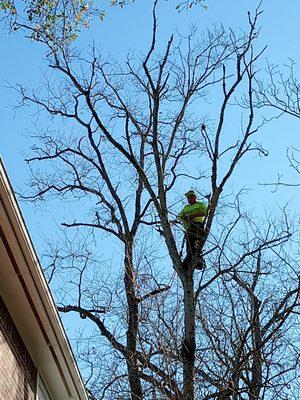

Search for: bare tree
xmin=17 ymin=2 xmax=300 ymax=399
xmin=255 ymin=61 xmax=300 ymax=190
xmin=255 ymin=61 xmax=300 ymax=120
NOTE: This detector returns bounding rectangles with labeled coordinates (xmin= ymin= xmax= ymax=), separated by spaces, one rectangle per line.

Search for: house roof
xmin=0 ymin=158 xmax=88 ymax=400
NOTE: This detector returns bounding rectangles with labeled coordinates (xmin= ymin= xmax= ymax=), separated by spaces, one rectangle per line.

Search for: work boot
xmin=182 ymin=256 xmax=191 ymax=270
xmin=195 ymin=257 xmax=206 ymax=270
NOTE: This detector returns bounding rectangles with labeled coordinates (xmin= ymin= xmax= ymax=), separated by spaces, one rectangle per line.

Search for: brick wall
xmin=0 ymin=296 xmax=37 ymax=399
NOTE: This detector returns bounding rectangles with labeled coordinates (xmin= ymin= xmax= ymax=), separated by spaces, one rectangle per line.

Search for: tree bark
xmin=124 ymin=239 xmax=143 ymax=400
xmin=181 ymin=270 xmax=196 ymax=400
xmin=249 ymin=296 xmax=262 ymax=400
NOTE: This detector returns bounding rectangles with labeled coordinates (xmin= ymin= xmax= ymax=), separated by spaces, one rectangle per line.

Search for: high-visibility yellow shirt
xmin=178 ymin=201 xmax=207 ymax=230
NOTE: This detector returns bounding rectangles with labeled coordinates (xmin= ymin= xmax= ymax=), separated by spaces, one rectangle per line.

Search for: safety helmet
xmin=185 ymin=190 xmax=197 ymax=198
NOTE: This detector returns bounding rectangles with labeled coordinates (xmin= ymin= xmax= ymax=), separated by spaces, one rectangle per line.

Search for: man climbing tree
xmin=178 ymin=190 xmax=207 ymax=269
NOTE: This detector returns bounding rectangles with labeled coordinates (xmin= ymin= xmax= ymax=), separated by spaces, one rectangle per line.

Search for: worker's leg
xmin=200 ymin=224 xmax=207 ymax=246
xmin=186 ymin=230 xmax=196 ymax=258
xmin=183 ymin=223 xmax=205 ymax=269
xmin=194 ymin=223 xmax=206 ymax=269
xmin=182 ymin=226 xmax=197 ymax=269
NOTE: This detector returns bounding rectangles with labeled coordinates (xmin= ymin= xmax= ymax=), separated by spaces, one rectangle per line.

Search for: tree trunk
xmin=181 ymin=270 xmax=196 ymax=400
xmin=249 ymin=296 xmax=262 ymax=400
xmin=124 ymin=240 xmax=143 ymax=400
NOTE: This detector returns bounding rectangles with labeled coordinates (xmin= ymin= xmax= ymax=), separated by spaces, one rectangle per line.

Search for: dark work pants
xmin=183 ymin=222 xmax=205 ymax=267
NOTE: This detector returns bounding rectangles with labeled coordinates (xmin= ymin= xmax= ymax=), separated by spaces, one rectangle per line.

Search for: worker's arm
xmin=185 ymin=203 xmax=207 ymax=221
xmin=186 ymin=210 xmax=206 ymax=220
xmin=184 ymin=211 xmax=203 ymax=222
xmin=177 ymin=207 xmax=187 ymax=221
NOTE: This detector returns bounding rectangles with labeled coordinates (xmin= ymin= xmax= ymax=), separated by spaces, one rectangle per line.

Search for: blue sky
xmin=1 ymin=0 xmax=300 ymax=388
xmin=1 ymin=0 xmax=300 ymax=248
